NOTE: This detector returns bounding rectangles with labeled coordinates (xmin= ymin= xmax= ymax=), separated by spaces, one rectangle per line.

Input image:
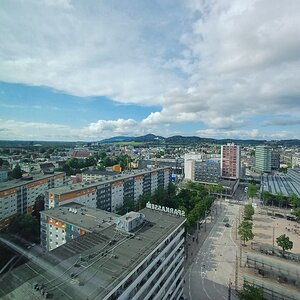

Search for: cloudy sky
xmin=0 ymin=0 xmax=300 ymax=141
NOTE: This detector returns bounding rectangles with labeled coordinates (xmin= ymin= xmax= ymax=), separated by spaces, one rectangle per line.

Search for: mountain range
xmin=100 ymin=134 xmax=300 ymax=146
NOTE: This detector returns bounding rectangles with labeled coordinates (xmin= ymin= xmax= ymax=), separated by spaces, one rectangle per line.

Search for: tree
xmin=11 ymin=164 xmax=22 ymax=179
xmin=238 ymin=220 xmax=254 ymax=245
xmin=167 ymin=182 xmax=176 ymax=199
xmin=247 ymin=184 xmax=257 ymax=202
xmin=7 ymin=214 xmax=39 ymax=242
xmin=292 ymin=207 xmax=300 ymax=220
xmin=261 ymin=191 xmax=272 ymax=206
xmin=116 ymin=197 xmax=136 ymax=215
xmin=138 ymin=193 xmax=151 ymax=209
xmin=244 ymin=204 xmax=255 ymax=221
xmin=289 ymin=193 xmax=300 ymax=207
xmin=276 ymin=234 xmax=293 ymax=256
xmin=31 ymin=195 xmax=45 ymax=221
xmin=238 ymin=283 xmax=263 ymax=300
xmin=275 ymin=192 xmax=285 ymax=208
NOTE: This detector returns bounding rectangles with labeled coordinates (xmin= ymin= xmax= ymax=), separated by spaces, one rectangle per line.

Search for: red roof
xmin=72 ymin=150 xmax=90 ymax=158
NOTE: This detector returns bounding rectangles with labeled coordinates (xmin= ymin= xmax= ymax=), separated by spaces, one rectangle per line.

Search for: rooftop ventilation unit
xmin=116 ymin=212 xmax=145 ymax=233
xmin=68 ymin=208 xmax=78 ymax=214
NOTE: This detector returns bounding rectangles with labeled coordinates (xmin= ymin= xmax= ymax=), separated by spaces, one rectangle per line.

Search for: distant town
xmin=0 ymin=135 xmax=300 ymax=300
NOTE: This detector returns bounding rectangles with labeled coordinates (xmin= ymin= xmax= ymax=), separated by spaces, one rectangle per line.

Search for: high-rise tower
xmin=220 ymin=143 xmax=241 ymax=180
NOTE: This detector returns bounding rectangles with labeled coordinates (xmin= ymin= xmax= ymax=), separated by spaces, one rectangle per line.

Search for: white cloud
xmin=196 ymin=128 xmax=298 ymax=140
xmin=0 ymin=0 xmax=182 ymax=104
xmin=0 ymin=118 xmax=179 ymax=141
xmin=1 ymin=0 xmax=300 ymax=139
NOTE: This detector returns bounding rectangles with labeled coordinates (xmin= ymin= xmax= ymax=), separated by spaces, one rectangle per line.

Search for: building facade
xmin=195 ymin=160 xmax=220 ymax=183
xmin=0 ymin=169 xmax=8 ymax=182
xmin=255 ymin=145 xmax=272 ymax=173
xmin=40 ymin=203 xmax=118 ymax=251
xmin=292 ymin=154 xmax=300 ymax=168
xmin=220 ymin=143 xmax=241 ymax=180
xmin=35 ymin=205 xmax=186 ymax=300
xmin=0 ymin=172 xmax=65 ymax=229
xmin=271 ymin=151 xmax=280 ymax=171
xmin=46 ymin=167 xmax=172 ymax=213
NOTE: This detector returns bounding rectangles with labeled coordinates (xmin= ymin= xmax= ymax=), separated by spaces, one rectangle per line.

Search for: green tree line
xmin=117 ymin=182 xmax=216 ymax=229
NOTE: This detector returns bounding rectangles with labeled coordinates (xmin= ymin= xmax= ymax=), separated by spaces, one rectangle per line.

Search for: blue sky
xmin=0 ymin=0 xmax=300 ymax=141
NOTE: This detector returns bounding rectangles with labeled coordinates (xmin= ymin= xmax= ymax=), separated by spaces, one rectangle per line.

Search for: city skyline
xmin=1 ymin=0 xmax=300 ymax=141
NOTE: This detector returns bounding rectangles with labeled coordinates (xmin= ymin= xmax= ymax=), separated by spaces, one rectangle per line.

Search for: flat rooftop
xmin=219 ymin=179 xmax=238 ymax=189
xmin=1 ymin=207 xmax=185 ymax=300
xmin=261 ymin=174 xmax=300 ymax=197
xmin=0 ymin=172 xmax=65 ymax=192
xmin=41 ymin=204 xmax=119 ymax=232
xmin=47 ymin=167 xmax=170 ymax=195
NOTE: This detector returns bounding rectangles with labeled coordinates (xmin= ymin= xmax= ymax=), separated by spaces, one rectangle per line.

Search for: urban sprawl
xmin=0 ymin=139 xmax=300 ymax=300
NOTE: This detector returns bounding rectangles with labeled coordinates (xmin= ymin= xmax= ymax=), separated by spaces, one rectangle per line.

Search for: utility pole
xmin=240 ymin=241 xmax=242 ymax=267
xmin=204 ymin=208 xmax=207 ymax=232
xmin=235 ymin=217 xmax=238 ymax=240
xmin=272 ymin=226 xmax=275 ymax=254
xmin=235 ymin=251 xmax=238 ymax=290
xmin=196 ymin=221 xmax=200 ymax=243
xmin=228 ymin=280 xmax=232 ymax=300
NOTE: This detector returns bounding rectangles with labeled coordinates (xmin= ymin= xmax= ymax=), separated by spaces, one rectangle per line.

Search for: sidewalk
xmin=184 ymin=203 xmax=225 ymax=269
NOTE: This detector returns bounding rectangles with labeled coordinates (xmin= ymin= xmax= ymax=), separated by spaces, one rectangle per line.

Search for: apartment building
xmin=271 ymin=151 xmax=280 ymax=170
xmin=220 ymin=143 xmax=241 ymax=180
xmin=46 ymin=167 xmax=171 ymax=213
xmin=25 ymin=204 xmax=185 ymax=300
xmin=255 ymin=145 xmax=272 ymax=173
xmin=0 ymin=172 xmax=65 ymax=229
xmin=194 ymin=160 xmax=221 ymax=183
xmin=81 ymin=170 xmax=118 ymax=181
xmin=40 ymin=203 xmax=118 ymax=251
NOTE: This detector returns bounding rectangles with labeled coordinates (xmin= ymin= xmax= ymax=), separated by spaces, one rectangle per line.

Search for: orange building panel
xmin=112 ymin=181 xmax=124 ymax=187
xmin=79 ymin=229 xmax=86 ymax=235
xmin=0 ymin=188 xmax=17 ymax=198
xmin=59 ymin=187 xmax=96 ymax=202
xmin=27 ymin=178 xmax=48 ymax=189
xmin=46 ymin=217 xmax=66 ymax=230
xmin=134 ymin=175 xmax=144 ymax=180
xmin=54 ymin=173 xmax=65 ymax=179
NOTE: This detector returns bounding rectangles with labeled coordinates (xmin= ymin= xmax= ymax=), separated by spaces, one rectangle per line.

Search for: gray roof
xmin=48 ymin=167 xmax=170 ymax=196
xmin=0 ymin=172 xmax=65 ymax=192
xmin=261 ymin=174 xmax=300 ymax=197
xmin=1 ymin=208 xmax=185 ymax=300
xmin=40 ymin=204 xmax=119 ymax=232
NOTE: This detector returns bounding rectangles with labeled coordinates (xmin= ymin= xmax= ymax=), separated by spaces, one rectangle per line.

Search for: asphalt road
xmin=185 ymin=202 xmax=240 ymax=300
